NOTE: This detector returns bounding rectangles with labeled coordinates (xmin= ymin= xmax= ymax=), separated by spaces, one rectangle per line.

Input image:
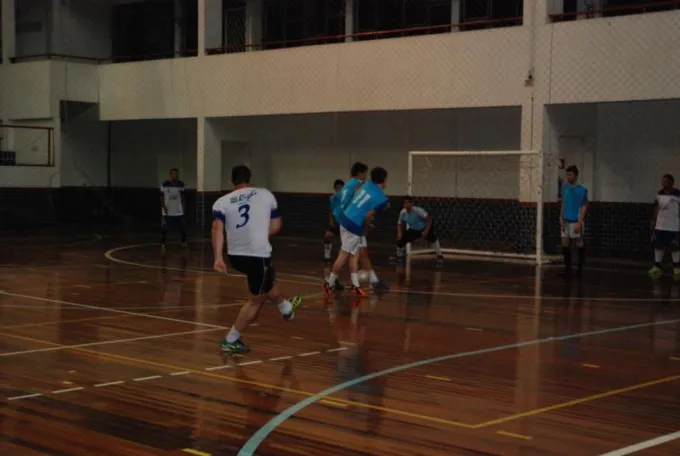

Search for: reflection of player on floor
xmin=560 ymin=165 xmax=588 ymax=278
xmin=395 ymin=196 xmax=443 ymax=263
xmin=211 ymin=165 xmax=302 ymax=354
xmin=160 ymin=168 xmax=187 ymax=252
xmin=648 ymin=174 xmax=680 ymax=279
xmin=325 ymin=167 xmax=390 ymax=297
xmin=324 ymin=179 xmax=345 ymax=261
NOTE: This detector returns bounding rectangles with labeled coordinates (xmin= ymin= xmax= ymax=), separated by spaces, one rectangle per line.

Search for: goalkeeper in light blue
xmin=396 ymin=196 xmax=443 ymax=263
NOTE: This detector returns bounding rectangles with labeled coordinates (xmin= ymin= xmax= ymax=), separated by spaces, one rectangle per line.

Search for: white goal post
xmin=406 ymin=150 xmax=550 ymax=264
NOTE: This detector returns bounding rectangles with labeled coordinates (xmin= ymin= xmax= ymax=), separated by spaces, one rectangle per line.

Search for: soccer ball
xmin=357 ymin=270 xmax=370 ymax=283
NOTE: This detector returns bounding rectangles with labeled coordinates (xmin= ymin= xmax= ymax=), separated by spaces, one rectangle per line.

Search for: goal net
xmin=407 ymin=150 xmax=548 ymax=264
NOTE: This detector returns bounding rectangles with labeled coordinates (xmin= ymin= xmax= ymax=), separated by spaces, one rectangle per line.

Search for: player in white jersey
xmin=212 ymin=165 xmax=302 ymax=354
xmin=160 ymin=168 xmax=188 ymax=251
xmin=649 ymin=174 xmax=680 ymax=279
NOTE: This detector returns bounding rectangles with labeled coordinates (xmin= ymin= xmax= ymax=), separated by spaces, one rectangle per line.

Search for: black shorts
xmin=397 ymin=226 xmax=438 ymax=248
xmin=326 ymin=224 xmax=340 ymax=236
xmin=162 ymin=215 xmax=185 ymax=228
xmin=228 ymin=255 xmax=275 ymax=296
xmin=654 ymin=230 xmax=679 ymax=249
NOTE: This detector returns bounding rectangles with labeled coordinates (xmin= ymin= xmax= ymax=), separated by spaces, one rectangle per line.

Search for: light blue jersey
xmin=339 ymin=180 xmax=388 ymax=235
xmin=331 ymin=178 xmax=362 ymax=220
xmin=398 ymin=206 xmax=428 ymax=231
xmin=562 ymin=183 xmax=588 ymax=223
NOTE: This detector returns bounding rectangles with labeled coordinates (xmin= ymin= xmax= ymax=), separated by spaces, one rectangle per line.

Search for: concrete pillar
xmin=2 ymin=0 xmax=16 ymax=64
xmin=245 ymin=0 xmax=263 ymax=51
xmin=344 ymin=0 xmax=354 ymax=42
xmin=205 ymin=0 xmax=222 ymax=52
xmin=196 ymin=117 xmax=222 ymax=228
xmin=450 ymin=0 xmax=460 ymax=32
xmin=524 ymin=0 xmax=550 ymax=26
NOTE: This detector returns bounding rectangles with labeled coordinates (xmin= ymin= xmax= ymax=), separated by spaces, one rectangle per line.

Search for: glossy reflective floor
xmin=1 ymin=232 xmax=679 ymax=456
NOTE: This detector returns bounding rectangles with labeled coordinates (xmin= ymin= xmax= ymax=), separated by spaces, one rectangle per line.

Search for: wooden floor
xmin=1 ymin=232 xmax=679 ymax=456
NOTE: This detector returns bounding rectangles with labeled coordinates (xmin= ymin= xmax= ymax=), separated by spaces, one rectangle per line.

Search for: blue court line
xmin=238 ymin=318 xmax=680 ymax=455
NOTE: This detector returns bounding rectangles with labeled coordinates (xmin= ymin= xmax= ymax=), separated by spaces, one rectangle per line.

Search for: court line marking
xmin=582 ymin=363 xmax=600 ymax=369
xmin=0 ymin=303 xmax=244 ymax=330
xmin=0 ymin=290 xmax=225 ymax=329
xmin=670 ymin=356 xmax=680 ymax=362
xmin=7 ymin=393 xmax=42 ymax=401
xmin=496 ymin=430 xmax=532 ymax=440
xmin=134 ymin=375 xmax=163 ymax=382
xmin=182 ymin=449 xmax=212 ymax=456
xmin=0 ymin=328 xmax=224 ymax=357
xmin=2 ymin=338 xmax=460 ymax=429
xmin=599 ymin=430 xmax=680 ymax=456
xmin=237 ymin=317 xmax=680 ymax=456
xmin=104 ymin=243 xmax=322 ymax=287
xmin=95 ymin=381 xmax=124 ymax=388
xmin=425 ymin=375 xmax=450 ymax=382
xmin=53 ymin=387 xmax=84 ymax=394
xmin=475 ymin=374 xmax=680 ymax=428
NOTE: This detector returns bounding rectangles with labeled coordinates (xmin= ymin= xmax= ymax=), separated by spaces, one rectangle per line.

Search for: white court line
xmin=7 ymin=393 xmax=43 ymax=401
xmin=169 ymin=371 xmax=190 ymax=376
xmin=298 ymin=351 xmax=321 ymax=357
xmin=238 ymin=360 xmax=263 ymax=366
xmin=205 ymin=365 xmax=231 ymax=371
xmin=0 ymin=327 xmax=223 ymax=357
xmin=388 ymin=287 xmax=680 ymax=302
xmin=599 ymin=431 xmax=680 ymax=456
xmin=133 ymin=375 xmax=163 ymax=382
xmin=269 ymin=356 xmax=292 ymax=361
xmin=53 ymin=387 xmax=84 ymax=394
xmin=104 ymin=243 xmax=322 ymax=287
xmin=326 ymin=347 xmax=348 ymax=353
xmin=0 ymin=303 xmax=243 ymax=311
xmin=94 ymin=381 xmax=124 ymax=388
xmin=0 ymin=290 xmax=225 ymax=329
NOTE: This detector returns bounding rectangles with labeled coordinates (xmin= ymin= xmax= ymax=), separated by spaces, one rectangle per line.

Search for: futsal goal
xmin=406 ymin=150 xmax=550 ymax=264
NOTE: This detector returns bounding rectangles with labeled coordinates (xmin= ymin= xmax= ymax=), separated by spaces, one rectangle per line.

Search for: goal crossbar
xmin=406 ymin=150 xmax=550 ymax=265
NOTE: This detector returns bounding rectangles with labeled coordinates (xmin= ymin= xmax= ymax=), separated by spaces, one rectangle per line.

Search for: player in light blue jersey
xmin=395 ymin=196 xmax=443 ymax=263
xmin=325 ymin=167 xmax=389 ymax=297
xmin=560 ymin=165 xmax=589 ymax=278
xmin=330 ymin=163 xmax=367 ymax=222
xmin=324 ymin=178 xmax=346 ymax=261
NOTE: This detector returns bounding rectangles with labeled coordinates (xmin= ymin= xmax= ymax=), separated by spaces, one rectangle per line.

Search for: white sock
xmin=277 ymin=299 xmax=292 ymax=315
xmin=327 ymin=272 xmax=338 ymax=286
xmin=351 ymin=272 xmax=360 ymax=288
xmin=369 ymin=270 xmax=379 ymax=284
xmin=655 ymin=249 xmax=664 ymax=263
xmin=672 ymin=251 xmax=680 ymax=265
xmin=226 ymin=327 xmax=240 ymax=343
xmin=324 ymin=243 xmax=332 ymax=259
xmin=432 ymin=240 xmax=442 ymax=256
xmin=396 ymin=247 xmax=405 ymax=258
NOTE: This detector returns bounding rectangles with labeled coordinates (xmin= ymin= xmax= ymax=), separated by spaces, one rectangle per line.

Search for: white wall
xmin=548 ymin=100 xmax=680 ymax=203
xmin=60 ymin=118 xmax=108 ymax=186
xmin=0 ymin=165 xmax=59 ymax=187
xmin=0 ymin=61 xmax=52 ymax=119
xmin=97 ymin=10 xmax=680 ymax=121
xmin=14 ymin=0 xmax=50 ymax=57
xmin=99 ymin=26 xmax=530 ymax=120
xmin=220 ymin=108 xmax=521 ymax=196
xmin=110 ymin=119 xmax=197 ymax=188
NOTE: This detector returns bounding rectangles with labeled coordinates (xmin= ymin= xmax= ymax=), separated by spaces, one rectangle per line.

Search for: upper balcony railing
xmin=550 ymin=0 xmax=680 ymax=22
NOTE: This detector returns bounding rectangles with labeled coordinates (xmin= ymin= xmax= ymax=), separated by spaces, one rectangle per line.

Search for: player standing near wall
xmin=324 ymin=179 xmax=346 ymax=261
xmin=395 ymin=196 xmax=444 ymax=263
xmin=648 ymin=174 xmax=680 ymax=279
xmin=160 ymin=168 xmax=188 ymax=252
xmin=560 ymin=165 xmax=588 ymax=278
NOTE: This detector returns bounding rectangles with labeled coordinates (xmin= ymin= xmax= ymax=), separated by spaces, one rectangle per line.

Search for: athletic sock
xmin=324 ymin=243 xmax=332 ymax=259
xmin=672 ymin=251 xmax=680 ymax=264
xmin=562 ymin=246 xmax=572 ymax=270
xmin=655 ymin=249 xmax=665 ymax=264
xmin=226 ymin=327 xmax=240 ymax=343
xmin=577 ymin=247 xmax=585 ymax=271
xmin=277 ymin=299 xmax=292 ymax=316
xmin=369 ymin=270 xmax=379 ymax=284
xmin=351 ymin=273 xmax=360 ymax=288
xmin=431 ymin=240 xmax=442 ymax=256
xmin=327 ymin=272 xmax=338 ymax=286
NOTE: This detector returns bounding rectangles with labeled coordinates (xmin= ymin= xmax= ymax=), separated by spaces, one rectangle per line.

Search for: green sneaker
xmin=648 ymin=265 xmax=662 ymax=278
xmin=283 ymin=295 xmax=303 ymax=321
xmin=220 ymin=338 xmax=250 ymax=354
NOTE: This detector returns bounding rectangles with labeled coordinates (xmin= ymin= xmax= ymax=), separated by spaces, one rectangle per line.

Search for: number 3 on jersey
xmin=236 ymin=204 xmax=250 ymax=228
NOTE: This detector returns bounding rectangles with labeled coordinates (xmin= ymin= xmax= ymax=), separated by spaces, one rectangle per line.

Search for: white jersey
xmin=212 ymin=187 xmax=279 ymax=258
xmin=655 ymin=188 xmax=680 ymax=232
xmin=161 ymin=180 xmax=185 ymax=216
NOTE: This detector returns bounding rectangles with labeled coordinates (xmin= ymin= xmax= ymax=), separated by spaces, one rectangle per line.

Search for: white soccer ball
xmin=357 ymin=270 xmax=370 ymax=283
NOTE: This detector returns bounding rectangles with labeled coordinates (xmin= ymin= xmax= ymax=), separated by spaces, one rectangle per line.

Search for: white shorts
xmin=340 ymin=226 xmax=367 ymax=255
xmin=561 ymin=222 xmax=583 ymax=239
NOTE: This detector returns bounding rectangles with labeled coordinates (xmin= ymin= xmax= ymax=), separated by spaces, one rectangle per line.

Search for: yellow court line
xmin=496 ymin=430 xmax=532 ymax=440
xmin=670 ymin=356 xmax=680 ymax=362
xmin=320 ymin=399 xmax=348 ymax=408
xmin=474 ymin=374 xmax=680 ymax=428
xmin=0 ymin=330 xmax=473 ymax=429
xmin=182 ymin=449 xmax=211 ymax=456
xmin=425 ymin=375 xmax=451 ymax=382
xmin=582 ymin=363 xmax=600 ymax=369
